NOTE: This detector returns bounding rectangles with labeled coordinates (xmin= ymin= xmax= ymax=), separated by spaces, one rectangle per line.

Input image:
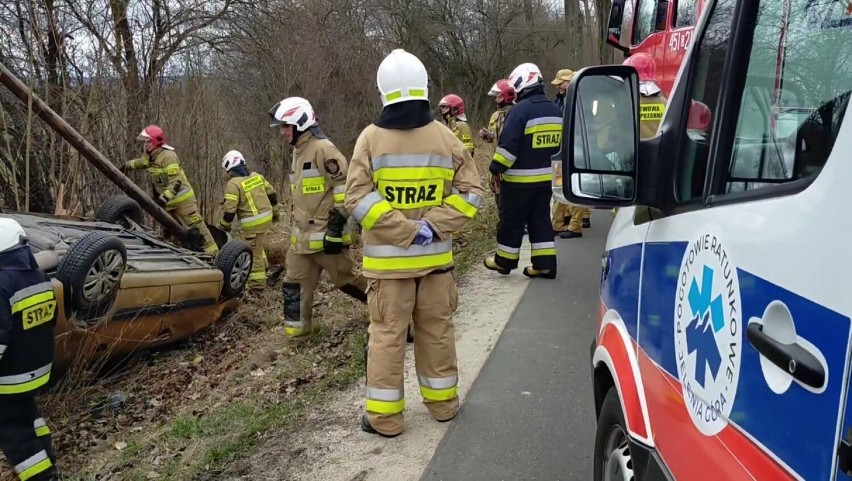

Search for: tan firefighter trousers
xmin=244 ymin=230 xmax=269 ymax=288
xmin=169 ymin=199 xmax=219 ymax=253
xmin=283 ymin=248 xmax=367 ymax=337
xmin=365 ymin=270 xmax=460 ymax=436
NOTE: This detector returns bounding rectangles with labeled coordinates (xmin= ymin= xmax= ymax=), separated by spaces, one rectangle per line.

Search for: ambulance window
xmin=634 ymin=0 xmax=669 ymax=44
xmin=723 ymin=0 xmax=852 ymax=194
xmin=674 ymin=0 xmax=735 ymax=202
xmin=674 ymin=0 xmax=698 ymax=28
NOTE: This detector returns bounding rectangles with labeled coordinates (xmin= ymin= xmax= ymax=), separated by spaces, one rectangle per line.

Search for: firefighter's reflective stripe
xmin=381 ymin=87 xmax=426 ymax=104
xmin=0 ymin=363 xmax=51 ymax=395
xmin=165 ymin=186 xmax=194 ymax=206
xmin=291 ymin=227 xmax=352 ymax=251
xmin=365 ymin=386 xmax=405 ymax=415
xmin=371 ymin=154 xmax=454 ymax=182
xmin=164 ymin=164 xmax=181 ymax=176
xmin=523 ymin=116 xmax=562 ymax=134
xmin=444 ymin=192 xmax=481 ymax=219
xmin=223 ymin=193 xmax=238 ymax=202
xmin=362 ymin=240 xmax=453 ymax=271
xmin=301 ymin=169 xmax=326 ymax=194
xmin=240 ymin=175 xmax=265 ymax=216
xmin=10 ymin=283 xmax=56 ymax=331
xmin=497 ymin=244 xmax=520 ymax=261
xmin=333 ymin=185 xmax=346 ymax=203
xmin=352 ymin=191 xmax=393 ymax=230
xmin=249 ymin=270 xmax=266 ymax=281
xmin=502 ymin=167 xmax=553 ymax=183
xmin=14 ymin=450 xmax=52 ymax=481
xmin=418 ymin=374 xmax=458 ymax=401
xmin=147 ymin=167 xmax=165 ymax=175
xmin=525 ymin=117 xmax=563 ymax=149
xmin=241 ymin=211 xmax=273 ymax=228
xmin=492 ymin=147 xmax=516 ymax=168
xmin=531 ymin=241 xmax=557 ymax=257
xmin=289 ymin=174 xmax=296 ymax=193
xmin=9 ymin=282 xmax=53 ymax=309
xmin=284 ymin=318 xmax=304 ymax=336
xmin=33 ymin=418 xmax=50 ymax=437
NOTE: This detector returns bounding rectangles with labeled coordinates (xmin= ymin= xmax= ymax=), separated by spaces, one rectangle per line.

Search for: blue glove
xmin=412 ymin=220 xmax=433 ymax=246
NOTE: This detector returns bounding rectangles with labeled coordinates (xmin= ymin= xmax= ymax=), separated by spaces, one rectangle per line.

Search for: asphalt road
xmin=422 ymin=210 xmax=611 ymax=481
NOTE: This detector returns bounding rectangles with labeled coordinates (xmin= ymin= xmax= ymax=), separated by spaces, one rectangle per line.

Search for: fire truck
xmin=606 ymin=0 xmax=710 ymax=97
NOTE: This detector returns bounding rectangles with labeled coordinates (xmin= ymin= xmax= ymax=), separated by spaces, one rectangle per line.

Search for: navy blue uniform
xmin=488 ymin=86 xmax=562 ymax=273
xmin=0 ymin=245 xmax=57 ymax=481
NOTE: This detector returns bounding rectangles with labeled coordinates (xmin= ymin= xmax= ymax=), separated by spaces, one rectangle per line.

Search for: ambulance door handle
xmin=746 ymin=323 xmax=826 ymax=389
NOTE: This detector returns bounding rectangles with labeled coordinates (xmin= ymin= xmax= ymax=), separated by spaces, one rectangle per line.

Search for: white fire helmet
xmin=0 ymin=217 xmax=27 ymax=253
xmin=221 ymin=150 xmax=247 ymax=172
xmin=376 ymin=49 xmax=429 ymax=107
xmin=508 ymin=62 xmax=543 ymax=93
xmin=269 ymin=97 xmax=317 ymax=132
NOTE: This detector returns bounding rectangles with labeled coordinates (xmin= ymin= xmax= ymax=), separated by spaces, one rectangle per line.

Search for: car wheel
xmin=95 ymin=195 xmax=143 ymax=227
xmin=216 ymin=240 xmax=253 ymax=298
xmin=55 ymin=231 xmax=127 ymax=325
xmin=593 ymin=388 xmax=635 ymax=481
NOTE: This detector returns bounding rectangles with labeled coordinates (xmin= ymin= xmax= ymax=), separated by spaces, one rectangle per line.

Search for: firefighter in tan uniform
xmin=439 ymin=94 xmax=475 ymax=154
xmin=122 ymin=125 xmax=219 ymax=253
xmin=551 ymin=69 xmax=590 ymax=238
xmin=625 ymin=53 xmax=668 ymax=139
xmin=480 ymin=79 xmax=516 ymax=212
xmin=268 ymin=96 xmax=368 ymax=338
xmin=611 ymin=53 xmax=668 ymax=218
xmin=218 ymin=150 xmax=279 ymax=289
xmin=346 ymin=49 xmax=484 ymax=437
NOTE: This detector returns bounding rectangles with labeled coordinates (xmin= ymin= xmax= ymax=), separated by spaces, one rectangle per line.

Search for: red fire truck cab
xmin=606 ymin=0 xmax=710 ymax=97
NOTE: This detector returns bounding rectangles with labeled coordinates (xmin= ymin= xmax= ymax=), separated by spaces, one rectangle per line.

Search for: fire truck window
xmin=724 ymin=0 xmax=852 ymax=195
xmin=674 ymin=0 xmax=698 ymax=28
xmin=674 ymin=0 xmax=735 ymax=202
xmin=634 ymin=0 xmax=667 ymax=44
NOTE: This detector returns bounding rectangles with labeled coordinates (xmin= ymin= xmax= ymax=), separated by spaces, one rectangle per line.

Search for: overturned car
xmin=2 ymin=195 xmax=253 ymax=369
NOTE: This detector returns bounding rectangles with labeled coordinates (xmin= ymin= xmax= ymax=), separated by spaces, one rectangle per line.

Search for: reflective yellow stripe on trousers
xmin=362 ymin=239 xmax=453 ymax=271
xmin=531 ymin=241 xmax=556 ymax=257
xmin=15 ymin=450 xmax=52 ymax=481
xmin=365 ymin=386 xmax=405 ymax=415
xmin=418 ymin=374 xmax=458 ymax=402
xmin=291 ymin=226 xmax=352 ymax=251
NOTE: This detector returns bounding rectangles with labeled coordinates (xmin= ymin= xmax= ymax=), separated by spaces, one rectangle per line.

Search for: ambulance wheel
xmin=216 ymin=240 xmax=253 ymax=298
xmin=95 ymin=195 xmax=143 ymax=227
xmin=593 ymin=388 xmax=634 ymax=481
xmin=56 ymin=231 xmax=127 ymax=325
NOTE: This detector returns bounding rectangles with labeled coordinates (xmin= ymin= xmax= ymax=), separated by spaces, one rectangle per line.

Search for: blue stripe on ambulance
xmin=603 ymin=241 xmax=851 ymax=481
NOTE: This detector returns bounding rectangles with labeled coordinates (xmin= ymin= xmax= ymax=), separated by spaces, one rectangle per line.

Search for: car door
xmin=637 ymin=0 xmax=852 ymax=479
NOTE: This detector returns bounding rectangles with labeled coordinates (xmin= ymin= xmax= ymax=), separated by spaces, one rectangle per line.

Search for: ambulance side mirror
xmin=560 ymin=65 xmax=640 ymax=207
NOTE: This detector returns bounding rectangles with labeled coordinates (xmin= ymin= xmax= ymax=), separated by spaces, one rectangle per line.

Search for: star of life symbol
xmin=674 ymin=233 xmax=743 ymax=436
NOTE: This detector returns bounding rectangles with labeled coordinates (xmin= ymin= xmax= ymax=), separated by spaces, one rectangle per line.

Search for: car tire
xmin=216 ymin=240 xmax=253 ymax=298
xmin=55 ymin=231 xmax=127 ymax=325
xmin=95 ymin=195 xmax=143 ymax=226
xmin=593 ymin=387 xmax=635 ymax=481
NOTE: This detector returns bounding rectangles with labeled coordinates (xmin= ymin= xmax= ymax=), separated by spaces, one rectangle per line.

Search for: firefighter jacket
xmin=489 ymin=86 xmax=563 ymax=188
xmin=221 ymin=172 xmax=276 ymax=234
xmin=447 ymin=118 xmax=475 ymax=154
xmin=345 ymin=120 xmax=485 ymax=280
xmin=639 ymin=91 xmax=668 ymax=140
xmin=484 ymin=105 xmax=513 ymax=145
xmin=0 ymin=246 xmax=55 ymax=397
xmin=289 ymin=131 xmax=352 ymax=255
xmin=125 ymin=147 xmax=196 ymax=208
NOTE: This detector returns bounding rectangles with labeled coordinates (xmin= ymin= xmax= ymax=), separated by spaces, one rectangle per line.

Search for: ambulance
xmin=558 ymin=0 xmax=852 ymax=479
